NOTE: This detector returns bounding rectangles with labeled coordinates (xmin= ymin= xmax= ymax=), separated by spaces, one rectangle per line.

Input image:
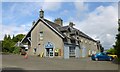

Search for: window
xmin=76 ymin=31 xmax=79 ymax=35
xmin=77 ymin=41 xmax=80 ymax=44
xmin=69 ymin=47 xmax=75 ymax=57
xmin=40 ymin=31 xmax=43 ymax=40
xmin=70 ymin=39 xmax=76 ymax=44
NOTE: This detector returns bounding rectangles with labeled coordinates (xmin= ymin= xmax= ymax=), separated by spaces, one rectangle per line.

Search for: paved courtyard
xmin=1 ymin=54 xmax=119 ymax=70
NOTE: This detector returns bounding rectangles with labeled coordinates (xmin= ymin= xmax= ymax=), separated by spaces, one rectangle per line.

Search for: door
xmin=49 ymin=48 xmax=53 ymax=57
xmin=82 ymin=47 xmax=86 ymax=57
xmin=99 ymin=53 xmax=107 ymax=60
xmin=46 ymin=48 xmax=53 ymax=57
xmin=45 ymin=42 xmax=54 ymax=58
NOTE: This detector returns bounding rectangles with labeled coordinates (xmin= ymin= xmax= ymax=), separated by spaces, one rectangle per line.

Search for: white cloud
xmin=74 ymin=1 xmax=88 ymax=12
xmin=1 ymin=2 xmax=62 ymax=40
xmin=75 ymin=3 xmax=118 ymax=49
xmin=0 ymin=23 xmax=32 ymax=40
xmin=74 ymin=1 xmax=89 ymax=20
xmin=119 ymin=2 xmax=120 ymax=18
xmin=42 ymin=2 xmax=62 ymax=11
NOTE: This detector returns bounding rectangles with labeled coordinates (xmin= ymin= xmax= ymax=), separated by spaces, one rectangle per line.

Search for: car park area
xmin=2 ymin=54 xmax=118 ymax=70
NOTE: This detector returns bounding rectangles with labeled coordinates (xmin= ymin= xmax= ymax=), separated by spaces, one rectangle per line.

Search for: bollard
xmin=24 ymin=54 xmax=28 ymax=59
xmin=40 ymin=52 xmax=44 ymax=57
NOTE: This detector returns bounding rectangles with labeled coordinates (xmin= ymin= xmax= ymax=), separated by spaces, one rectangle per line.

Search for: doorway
xmin=46 ymin=48 xmax=53 ymax=57
xmin=69 ymin=46 xmax=75 ymax=57
xmin=82 ymin=47 xmax=86 ymax=57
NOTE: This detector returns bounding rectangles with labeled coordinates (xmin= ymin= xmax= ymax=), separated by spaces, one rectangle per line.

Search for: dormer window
xmin=76 ymin=31 xmax=79 ymax=35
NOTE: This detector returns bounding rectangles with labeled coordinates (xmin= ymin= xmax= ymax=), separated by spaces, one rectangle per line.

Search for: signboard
xmin=55 ymin=49 xmax=59 ymax=52
xmin=45 ymin=42 xmax=54 ymax=48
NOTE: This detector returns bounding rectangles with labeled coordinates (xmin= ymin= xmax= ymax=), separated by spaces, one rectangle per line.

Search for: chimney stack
xmin=69 ymin=22 xmax=75 ymax=27
xmin=39 ymin=9 xmax=44 ymax=18
xmin=54 ymin=18 xmax=63 ymax=26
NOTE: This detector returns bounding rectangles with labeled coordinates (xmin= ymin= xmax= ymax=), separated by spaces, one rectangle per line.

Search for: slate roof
xmin=21 ymin=18 xmax=65 ymax=43
xmin=43 ymin=19 xmax=65 ymax=37
xmin=44 ymin=19 xmax=96 ymax=42
xmin=21 ymin=18 xmax=96 ymax=43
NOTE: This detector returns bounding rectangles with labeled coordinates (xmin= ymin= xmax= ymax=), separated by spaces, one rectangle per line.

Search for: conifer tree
xmin=114 ymin=19 xmax=120 ymax=58
xmin=4 ymin=34 xmax=7 ymax=40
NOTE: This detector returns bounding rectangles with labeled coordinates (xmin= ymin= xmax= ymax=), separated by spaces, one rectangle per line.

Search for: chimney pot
xmin=39 ymin=9 xmax=44 ymax=18
xmin=69 ymin=22 xmax=75 ymax=27
xmin=54 ymin=18 xmax=63 ymax=26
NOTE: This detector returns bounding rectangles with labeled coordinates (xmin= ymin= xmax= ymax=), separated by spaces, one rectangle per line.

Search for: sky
xmin=0 ymin=0 xmax=119 ymax=49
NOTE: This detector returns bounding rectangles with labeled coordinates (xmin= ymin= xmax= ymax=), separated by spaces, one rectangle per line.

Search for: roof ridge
xmin=44 ymin=19 xmax=61 ymax=27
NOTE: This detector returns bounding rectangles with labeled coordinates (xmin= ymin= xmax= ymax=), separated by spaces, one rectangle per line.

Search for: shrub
xmin=13 ymin=46 xmax=20 ymax=54
xmin=107 ymin=48 xmax=116 ymax=55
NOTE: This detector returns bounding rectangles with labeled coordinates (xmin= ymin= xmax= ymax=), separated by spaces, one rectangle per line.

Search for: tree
xmin=2 ymin=34 xmax=15 ymax=53
xmin=100 ymin=44 xmax=104 ymax=52
xmin=2 ymin=34 xmax=25 ymax=53
xmin=7 ymin=35 xmax=11 ymax=41
xmin=13 ymin=34 xmax=25 ymax=43
xmin=114 ymin=19 xmax=120 ymax=58
xmin=106 ymin=48 xmax=116 ymax=54
xmin=4 ymin=34 xmax=7 ymax=40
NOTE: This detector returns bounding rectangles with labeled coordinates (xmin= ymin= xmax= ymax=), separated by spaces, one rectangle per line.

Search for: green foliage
xmin=12 ymin=34 xmax=25 ymax=43
xmin=106 ymin=48 xmax=116 ymax=54
xmin=0 ymin=41 xmax=2 ymax=52
xmin=7 ymin=35 xmax=11 ymax=41
xmin=114 ymin=19 xmax=120 ymax=58
xmin=2 ymin=34 xmax=15 ymax=53
xmin=13 ymin=46 xmax=20 ymax=54
xmin=2 ymin=34 xmax=25 ymax=53
xmin=4 ymin=34 xmax=7 ymax=40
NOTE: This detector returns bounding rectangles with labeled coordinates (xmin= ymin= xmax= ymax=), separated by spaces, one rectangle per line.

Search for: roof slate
xmin=21 ymin=18 xmax=96 ymax=43
xmin=44 ymin=19 xmax=96 ymax=42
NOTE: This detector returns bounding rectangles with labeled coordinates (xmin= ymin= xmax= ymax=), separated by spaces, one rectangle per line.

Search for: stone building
xmin=21 ymin=9 xmax=100 ymax=59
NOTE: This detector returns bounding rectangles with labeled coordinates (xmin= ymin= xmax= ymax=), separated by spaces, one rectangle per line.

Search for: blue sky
xmin=1 ymin=1 xmax=118 ymax=49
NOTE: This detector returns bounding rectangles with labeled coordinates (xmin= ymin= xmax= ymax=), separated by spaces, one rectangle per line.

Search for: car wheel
xmin=95 ymin=58 xmax=98 ymax=61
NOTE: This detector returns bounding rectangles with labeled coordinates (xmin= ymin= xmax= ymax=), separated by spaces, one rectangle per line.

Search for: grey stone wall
xmin=29 ymin=21 xmax=64 ymax=58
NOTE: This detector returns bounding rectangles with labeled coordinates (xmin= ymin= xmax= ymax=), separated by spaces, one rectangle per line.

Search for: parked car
xmin=105 ymin=52 xmax=117 ymax=59
xmin=91 ymin=52 xmax=113 ymax=61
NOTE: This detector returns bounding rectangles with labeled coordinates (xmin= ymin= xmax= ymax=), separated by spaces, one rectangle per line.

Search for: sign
xmin=45 ymin=42 xmax=54 ymax=48
xmin=55 ymin=49 xmax=59 ymax=52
